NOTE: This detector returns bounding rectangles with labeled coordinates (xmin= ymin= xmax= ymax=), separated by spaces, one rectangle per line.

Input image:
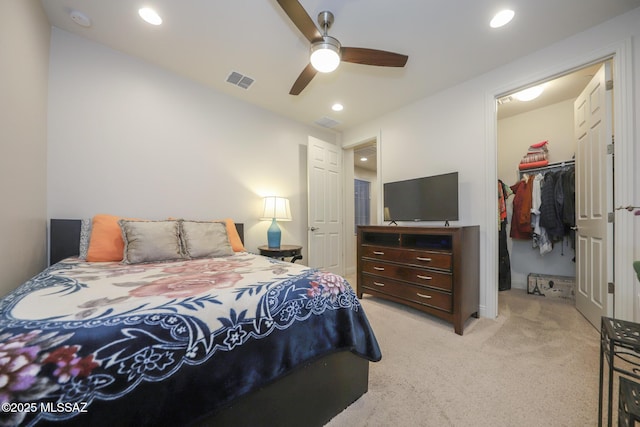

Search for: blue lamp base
xmin=267 ymin=218 xmax=281 ymax=248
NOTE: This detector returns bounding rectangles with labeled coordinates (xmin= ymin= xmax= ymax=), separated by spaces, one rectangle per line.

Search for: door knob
xmin=310 ymin=227 xmax=319 ymax=231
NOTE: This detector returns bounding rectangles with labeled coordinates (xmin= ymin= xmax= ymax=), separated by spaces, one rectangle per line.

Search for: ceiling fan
xmin=276 ymin=0 xmax=409 ymax=95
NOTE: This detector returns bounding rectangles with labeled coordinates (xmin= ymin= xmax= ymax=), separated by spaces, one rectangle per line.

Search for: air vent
xmin=314 ymin=116 xmax=340 ymax=128
xmin=226 ymin=71 xmax=254 ymax=90
xmin=497 ymin=96 xmax=513 ymax=105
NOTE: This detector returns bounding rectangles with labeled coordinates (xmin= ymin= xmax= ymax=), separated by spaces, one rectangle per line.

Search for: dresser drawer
xmin=361 ymin=245 xmax=452 ymax=270
xmin=361 ymin=260 xmax=453 ymax=291
xmin=361 ymin=274 xmax=452 ymax=312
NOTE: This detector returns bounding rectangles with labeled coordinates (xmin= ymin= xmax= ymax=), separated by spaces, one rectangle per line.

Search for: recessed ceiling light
xmin=332 ymin=103 xmax=344 ymax=112
xmin=139 ymin=8 xmax=162 ymax=25
xmin=513 ymin=85 xmax=545 ymax=101
xmin=360 ymin=157 xmax=368 ymax=162
xmin=490 ymin=10 xmax=514 ymax=28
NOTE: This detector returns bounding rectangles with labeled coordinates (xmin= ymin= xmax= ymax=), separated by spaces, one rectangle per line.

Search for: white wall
xmin=344 ymin=76 xmax=493 ymax=314
xmin=498 ymin=99 xmax=576 ymax=184
xmin=47 ymin=28 xmax=337 ymax=258
xmin=343 ymin=7 xmax=640 ymax=319
xmin=0 ymin=0 xmax=50 ymax=295
xmin=498 ymin=99 xmax=578 ymax=289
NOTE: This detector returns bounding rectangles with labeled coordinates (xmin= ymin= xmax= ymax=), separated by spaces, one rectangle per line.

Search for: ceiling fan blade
xmin=276 ymin=0 xmax=322 ymax=43
xmin=289 ymin=63 xmax=318 ymax=95
xmin=341 ymin=47 xmax=408 ymax=67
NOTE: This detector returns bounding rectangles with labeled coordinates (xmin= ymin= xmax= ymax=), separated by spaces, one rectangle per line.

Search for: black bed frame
xmin=49 ymin=219 xmax=246 ymax=265
xmin=49 ymin=219 xmax=369 ymax=427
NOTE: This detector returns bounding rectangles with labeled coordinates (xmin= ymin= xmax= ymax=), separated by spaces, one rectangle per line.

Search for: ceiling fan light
xmin=310 ymin=37 xmax=341 ymax=73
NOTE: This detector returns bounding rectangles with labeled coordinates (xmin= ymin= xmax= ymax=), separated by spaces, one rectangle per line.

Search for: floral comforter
xmin=0 ymin=253 xmax=381 ymax=426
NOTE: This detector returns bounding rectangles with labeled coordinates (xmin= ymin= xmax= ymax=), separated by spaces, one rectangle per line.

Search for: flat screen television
xmin=383 ymin=172 xmax=459 ymax=223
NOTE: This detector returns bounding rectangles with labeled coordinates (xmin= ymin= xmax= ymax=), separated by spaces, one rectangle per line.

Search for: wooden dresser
xmin=357 ymin=225 xmax=479 ymax=335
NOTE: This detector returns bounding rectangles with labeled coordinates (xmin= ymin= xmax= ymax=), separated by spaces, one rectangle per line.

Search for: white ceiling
xmin=40 ymin=1 xmax=639 ymax=131
xmin=353 ymin=61 xmax=606 ymax=172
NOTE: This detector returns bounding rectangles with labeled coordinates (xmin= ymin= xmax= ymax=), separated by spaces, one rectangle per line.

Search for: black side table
xmin=258 ymin=245 xmax=303 ymax=263
xmin=599 ymin=317 xmax=640 ymax=426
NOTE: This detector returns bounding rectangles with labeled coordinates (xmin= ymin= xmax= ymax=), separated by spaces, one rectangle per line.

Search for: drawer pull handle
xmin=416 ymin=257 xmax=432 ymax=262
xmin=416 ymin=292 xmax=432 ymax=299
xmin=373 ymin=251 xmax=385 ymax=255
xmin=373 ymin=266 xmax=385 ymax=271
xmin=417 ymin=275 xmax=432 ymax=280
xmin=373 ymin=282 xmax=385 ymax=287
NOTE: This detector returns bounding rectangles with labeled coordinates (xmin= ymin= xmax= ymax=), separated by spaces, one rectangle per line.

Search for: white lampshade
xmin=260 ymin=197 xmax=292 ymax=221
xmin=310 ymin=37 xmax=341 ymax=73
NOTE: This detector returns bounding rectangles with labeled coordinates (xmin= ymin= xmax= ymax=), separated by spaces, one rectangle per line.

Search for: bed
xmin=0 ymin=218 xmax=381 ymax=426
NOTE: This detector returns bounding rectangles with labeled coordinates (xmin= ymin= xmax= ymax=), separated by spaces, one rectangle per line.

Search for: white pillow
xmin=180 ymin=220 xmax=234 ymax=259
xmin=119 ymin=220 xmax=185 ymax=264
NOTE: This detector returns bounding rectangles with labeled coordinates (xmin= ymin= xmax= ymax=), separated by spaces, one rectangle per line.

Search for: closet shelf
xmin=518 ymin=159 xmax=575 ymax=177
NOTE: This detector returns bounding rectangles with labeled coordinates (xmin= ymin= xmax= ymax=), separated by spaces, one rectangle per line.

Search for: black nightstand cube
xmin=258 ymin=245 xmax=303 ymax=263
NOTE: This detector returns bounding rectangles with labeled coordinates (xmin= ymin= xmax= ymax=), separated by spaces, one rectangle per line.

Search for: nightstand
xmin=258 ymin=245 xmax=303 ymax=263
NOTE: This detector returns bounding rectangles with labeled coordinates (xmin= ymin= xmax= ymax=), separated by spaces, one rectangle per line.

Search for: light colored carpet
xmin=327 ymin=288 xmax=601 ymax=427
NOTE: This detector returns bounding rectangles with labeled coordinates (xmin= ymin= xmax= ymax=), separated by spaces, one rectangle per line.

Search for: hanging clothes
xmin=498 ymin=180 xmax=512 ymax=291
xmin=509 ymin=161 xmax=576 ymax=281
xmin=531 ymin=174 xmax=552 ymax=255
xmin=561 ymin=167 xmax=576 ymax=251
xmin=510 ymin=175 xmax=534 ymax=240
xmin=539 ymin=171 xmax=565 ymax=240
xmin=512 ymin=163 xmax=575 ymax=258
xmin=498 ymin=180 xmax=512 ymax=229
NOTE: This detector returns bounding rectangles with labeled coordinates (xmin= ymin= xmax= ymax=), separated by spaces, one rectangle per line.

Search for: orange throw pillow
xmin=86 ymin=214 xmax=126 ymax=262
xmin=222 ymin=218 xmax=245 ymax=252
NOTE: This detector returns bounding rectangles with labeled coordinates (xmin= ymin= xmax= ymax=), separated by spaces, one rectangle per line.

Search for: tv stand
xmin=357 ymin=225 xmax=479 ymax=335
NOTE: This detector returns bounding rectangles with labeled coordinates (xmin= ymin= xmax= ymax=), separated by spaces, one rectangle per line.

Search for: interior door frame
xmin=342 ymin=131 xmax=383 ymax=277
xmin=484 ymin=38 xmax=636 ymax=321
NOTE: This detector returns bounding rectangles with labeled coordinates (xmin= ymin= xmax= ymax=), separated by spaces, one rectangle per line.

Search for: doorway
xmin=496 ymin=59 xmax=612 ymax=326
xmin=344 ymin=139 xmax=379 ymax=278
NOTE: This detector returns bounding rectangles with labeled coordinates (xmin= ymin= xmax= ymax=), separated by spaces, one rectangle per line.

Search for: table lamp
xmin=260 ymin=196 xmax=292 ymax=248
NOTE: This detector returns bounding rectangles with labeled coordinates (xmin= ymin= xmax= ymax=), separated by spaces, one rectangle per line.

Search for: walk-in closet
xmin=496 ymin=60 xmax=611 ymax=319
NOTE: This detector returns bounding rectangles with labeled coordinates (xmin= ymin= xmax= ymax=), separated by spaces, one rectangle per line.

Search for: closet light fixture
xmin=490 ymin=10 xmax=515 ymax=28
xmin=513 ymin=85 xmax=545 ymax=102
xmin=139 ymin=8 xmax=162 ymax=25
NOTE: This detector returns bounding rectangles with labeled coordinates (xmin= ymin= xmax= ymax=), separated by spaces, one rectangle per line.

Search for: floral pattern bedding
xmin=0 ymin=253 xmax=381 ymax=426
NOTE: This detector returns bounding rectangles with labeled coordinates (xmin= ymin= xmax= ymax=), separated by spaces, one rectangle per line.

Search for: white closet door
xmin=574 ymin=62 xmax=613 ymax=328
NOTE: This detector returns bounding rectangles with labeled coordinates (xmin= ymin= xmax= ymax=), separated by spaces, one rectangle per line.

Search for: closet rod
xmin=518 ymin=159 xmax=575 ymax=177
